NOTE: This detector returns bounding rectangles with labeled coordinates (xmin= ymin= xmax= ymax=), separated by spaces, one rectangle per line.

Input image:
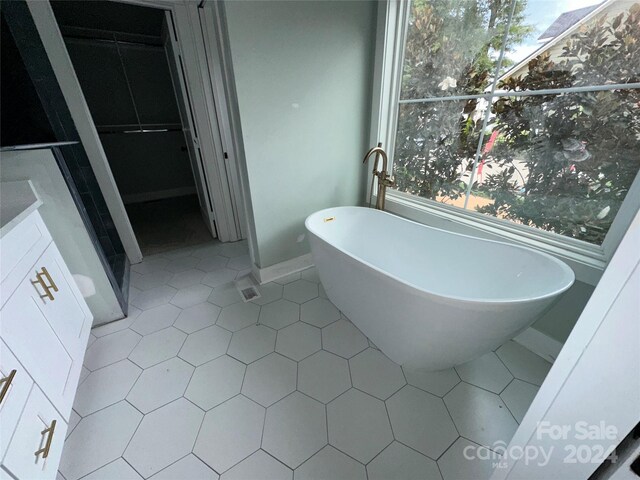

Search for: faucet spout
xmin=362 ymin=143 xmax=388 ymax=174
xmin=362 ymin=143 xmax=394 ymax=210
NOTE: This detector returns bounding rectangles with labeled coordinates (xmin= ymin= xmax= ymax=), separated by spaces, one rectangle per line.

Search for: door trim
xmin=116 ymin=0 xmax=245 ymax=243
xmin=28 ymin=0 xmax=246 ymax=263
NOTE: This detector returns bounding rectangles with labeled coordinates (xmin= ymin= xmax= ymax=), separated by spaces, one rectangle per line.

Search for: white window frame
xmin=371 ymin=0 xmax=640 ymax=286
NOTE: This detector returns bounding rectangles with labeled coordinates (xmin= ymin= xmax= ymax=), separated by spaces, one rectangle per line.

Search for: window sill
xmin=383 ymin=190 xmax=606 ymax=286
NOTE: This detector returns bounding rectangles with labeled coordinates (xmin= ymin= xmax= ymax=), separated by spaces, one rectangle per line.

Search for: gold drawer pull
xmin=0 ymin=369 xmax=16 ymax=405
xmin=31 ymin=267 xmax=59 ymax=301
xmin=35 ymin=419 xmax=56 ymax=459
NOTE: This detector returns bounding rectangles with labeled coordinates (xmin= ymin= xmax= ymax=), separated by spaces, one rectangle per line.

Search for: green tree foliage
xmin=479 ymin=4 xmax=640 ymax=243
xmin=395 ymin=0 xmax=533 ymax=201
xmin=394 ymin=0 xmax=640 ymax=244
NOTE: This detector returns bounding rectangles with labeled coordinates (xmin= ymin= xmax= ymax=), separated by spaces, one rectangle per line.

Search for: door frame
xmin=490 ymin=210 xmax=640 ymax=479
xmin=27 ymin=0 xmax=245 ymax=264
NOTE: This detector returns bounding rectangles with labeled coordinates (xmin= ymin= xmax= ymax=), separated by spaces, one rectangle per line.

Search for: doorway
xmin=50 ymin=0 xmax=216 ymax=256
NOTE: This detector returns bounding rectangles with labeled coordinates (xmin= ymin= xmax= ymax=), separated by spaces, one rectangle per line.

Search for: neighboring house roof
xmin=499 ymin=0 xmax=618 ymax=82
xmin=538 ymin=3 xmax=603 ymax=42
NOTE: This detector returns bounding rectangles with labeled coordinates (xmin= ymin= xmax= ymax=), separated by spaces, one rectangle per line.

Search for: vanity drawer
xmin=0 ymin=211 xmax=51 ymax=308
xmin=0 ymin=243 xmax=90 ymax=418
xmin=2 ymin=386 xmax=67 ymax=480
xmin=0 ymin=342 xmax=34 ymax=460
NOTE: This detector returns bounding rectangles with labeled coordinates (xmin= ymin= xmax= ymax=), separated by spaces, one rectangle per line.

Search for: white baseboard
xmin=514 ymin=327 xmax=564 ymax=363
xmin=252 ymin=253 xmax=314 ymax=285
xmin=122 ymin=186 xmax=196 ymax=204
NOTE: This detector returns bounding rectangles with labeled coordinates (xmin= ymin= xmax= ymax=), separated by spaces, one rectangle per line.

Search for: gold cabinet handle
xmin=31 ymin=267 xmax=59 ymax=301
xmin=35 ymin=419 xmax=56 ymax=459
xmin=0 ymin=369 xmax=16 ymax=405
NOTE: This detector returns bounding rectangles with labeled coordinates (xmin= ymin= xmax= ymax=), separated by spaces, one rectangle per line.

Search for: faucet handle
xmin=381 ymin=175 xmax=396 ymax=188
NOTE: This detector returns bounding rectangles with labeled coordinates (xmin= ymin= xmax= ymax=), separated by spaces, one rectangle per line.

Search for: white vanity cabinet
xmin=0 ymin=185 xmax=93 ymax=480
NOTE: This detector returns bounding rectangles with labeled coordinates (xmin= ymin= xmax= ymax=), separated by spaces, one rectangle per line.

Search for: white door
xmin=163 ymin=14 xmax=217 ymax=238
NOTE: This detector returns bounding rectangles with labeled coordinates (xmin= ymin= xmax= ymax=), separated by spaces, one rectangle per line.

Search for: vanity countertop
xmin=0 ymin=180 xmax=42 ymax=238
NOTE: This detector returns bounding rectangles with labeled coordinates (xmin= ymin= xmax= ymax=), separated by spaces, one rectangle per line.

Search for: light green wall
xmin=225 ymin=0 xmax=376 ymax=268
xmin=532 ymin=280 xmax=595 ymax=343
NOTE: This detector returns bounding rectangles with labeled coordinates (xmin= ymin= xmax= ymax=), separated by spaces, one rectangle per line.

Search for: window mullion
xmin=462 ymin=0 xmax=518 ymax=209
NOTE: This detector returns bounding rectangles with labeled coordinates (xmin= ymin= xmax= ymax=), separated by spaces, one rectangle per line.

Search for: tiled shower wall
xmin=2 ymin=0 xmax=128 ymax=307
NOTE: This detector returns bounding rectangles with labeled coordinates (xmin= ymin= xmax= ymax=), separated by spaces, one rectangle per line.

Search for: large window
xmin=390 ymin=0 xmax=640 ymax=246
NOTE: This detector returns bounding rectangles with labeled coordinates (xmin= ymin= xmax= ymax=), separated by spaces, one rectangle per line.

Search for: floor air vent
xmin=235 ymin=275 xmax=261 ymax=302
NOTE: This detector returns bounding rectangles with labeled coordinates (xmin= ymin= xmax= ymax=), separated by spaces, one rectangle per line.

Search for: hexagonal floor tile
xmin=444 ymin=382 xmax=518 ymax=447
xmin=67 ymin=411 xmax=81 ymax=439
xmin=127 ymin=357 xmax=194 ymax=414
xmin=73 ymin=359 xmax=141 ymax=416
xmin=228 ymin=325 xmax=276 ymax=363
xmin=367 ymin=441 xmax=441 ymax=480
xmin=131 ymin=256 xmax=169 ymax=275
xmin=208 ymin=282 xmax=243 ymax=307
xmin=170 ymin=284 xmax=213 ymax=309
xmin=296 ymin=446 xmax=365 ymax=480
xmin=251 ymin=282 xmax=283 ymax=306
xmin=227 ymin=254 xmax=251 ymax=271
xmin=300 ymin=267 xmax=320 ymax=283
xmin=258 ymin=299 xmax=299 ymax=329
xmin=387 ymin=386 xmax=458 ymax=459
xmin=83 ymin=329 xmax=141 ymax=371
xmin=165 ymin=256 xmax=201 ymax=273
xmin=79 ymin=366 xmax=90 ymax=384
xmin=191 ymin=243 xmax=222 ymax=259
xmin=350 ymin=349 xmax=405 ymax=400
xmin=283 ymin=280 xmax=318 ymax=304
xmin=174 ymin=302 xmax=221 ymax=334
xmin=194 ymin=395 xmax=265 ymax=473
xmin=263 ymin=392 xmax=327 ymax=468
xmin=496 ymin=341 xmax=551 ymax=386
xmin=129 ymin=327 xmax=187 ymax=369
xmin=82 ymin=458 xmax=142 ymax=480
xmin=455 ymin=352 xmax=513 ymax=394
xmin=437 ymin=437 xmax=496 ymax=480
xmin=221 ymin=450 xmax=292 ymax=480
xmin=161 ymin=246 xmax=195 ymax=259
xmin=276 ymin=322 xmax=321 ymax=361
xmin=298 ymin=351 xmax=351 ymax=404
xmin=124 ymin=398 xmax=204 ymax=477
xmin=178 ymin=325 xmax=232 ymax=366
xmin=196 ymin=255 xmax=228 ymax=273
xmin=168 ymin=269 xmax=205 ymax=289
xmin=150 ymin=454 xmax=218 ymax=480
xmin=185 ymin=355 xmax=246 ymax=410
xmin=202 ymin=268 xmax=238 ymax=288
xmin=60 ymin=402 xmax=142 ymax=480
xmin=327 ymin=389 xmax=393 ymax=463
xmin=130 ymin=285 xmax=177 ymax=310
xmin=322 ymin=319 xmax=369 ymax=359
xmin=242 ymin=353 xmax=296 ymax=406
xmin=91 ymin=310 xmax=140 ymax=337
xmin=402 ymin=366 xmax=460 ymax=397
xmin=300 ymin=298 xmax=340 ymax=328
xmin=219 ymin=242 xmax=248 ymax=258
xmin=499 ymin=379 xmax=539 ymax=423
xmin=217 ymin=302 xmax=260 ymax=332
xmin=131 ymin=269 xmax=173 ymax=291
xmin=130 ymin=304 xmax=182 ymax=336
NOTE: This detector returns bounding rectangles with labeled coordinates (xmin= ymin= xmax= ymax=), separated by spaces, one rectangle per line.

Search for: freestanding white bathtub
xmin=305 ymin=206 xmax=575 ymax=371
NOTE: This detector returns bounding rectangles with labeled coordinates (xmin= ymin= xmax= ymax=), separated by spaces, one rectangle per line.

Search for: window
xmin=386 ymin=0 xmax=640 ymax=247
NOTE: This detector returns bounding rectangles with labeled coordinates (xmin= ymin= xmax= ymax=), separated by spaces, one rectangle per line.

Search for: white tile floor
xmin=60 ymin=240 xmax=552 ymax=480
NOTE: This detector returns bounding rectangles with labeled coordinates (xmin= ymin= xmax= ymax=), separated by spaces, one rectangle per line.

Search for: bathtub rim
xmin=305 ymin=206 xmax=576 ymax=305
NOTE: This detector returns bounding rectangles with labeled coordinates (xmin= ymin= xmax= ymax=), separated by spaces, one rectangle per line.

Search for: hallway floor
xmin=59 ymin=240 xmax=552 ymax=480
xmin=125 ymin=195 xmax=213 ymax=256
